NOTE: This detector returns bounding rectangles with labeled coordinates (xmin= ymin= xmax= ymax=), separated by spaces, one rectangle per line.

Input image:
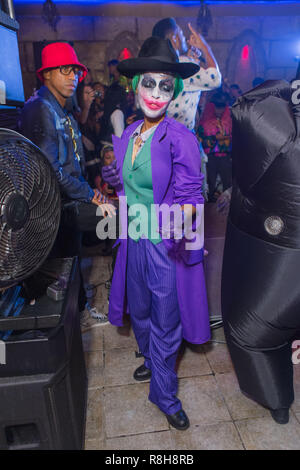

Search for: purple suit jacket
xmin=109 ymin=116 xmax=210 ymax=344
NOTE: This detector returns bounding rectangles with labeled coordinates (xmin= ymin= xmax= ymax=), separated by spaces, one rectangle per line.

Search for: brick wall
xmin=15 ymin=4 xmax=300 ymax=100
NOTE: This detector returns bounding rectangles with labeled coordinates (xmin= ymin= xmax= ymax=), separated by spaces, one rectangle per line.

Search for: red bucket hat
xmin=36 ymin=42 xmax=88 ymax=83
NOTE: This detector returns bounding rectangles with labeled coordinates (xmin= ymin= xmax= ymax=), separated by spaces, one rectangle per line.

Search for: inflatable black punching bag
xmin=222 ymin=80 xmax=300 ymax=415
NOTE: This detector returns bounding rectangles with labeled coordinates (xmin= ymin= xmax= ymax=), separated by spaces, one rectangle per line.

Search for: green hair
xmin=131 ymin=74 xmax=184 ymax=100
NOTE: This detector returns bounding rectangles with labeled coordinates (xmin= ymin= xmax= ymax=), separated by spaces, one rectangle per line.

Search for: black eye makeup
xmin=141 ymin=75 xmax=175 ymax=94
xmin=141 ymin=77 xmax=156 ymax=88
xmin=159 ymin=79 xmax=174 ymax=93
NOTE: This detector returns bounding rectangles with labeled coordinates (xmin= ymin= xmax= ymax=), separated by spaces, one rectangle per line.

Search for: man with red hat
xmin=20 ymin=42 xmax=116 ymax=323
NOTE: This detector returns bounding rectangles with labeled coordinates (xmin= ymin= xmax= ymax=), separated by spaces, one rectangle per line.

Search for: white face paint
xmin=137 ymin=72 xmax=175 ymax=119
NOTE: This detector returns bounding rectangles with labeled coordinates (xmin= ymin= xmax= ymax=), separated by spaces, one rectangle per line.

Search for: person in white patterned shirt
xmin=152 ymin=17 xmax=222 ymax=131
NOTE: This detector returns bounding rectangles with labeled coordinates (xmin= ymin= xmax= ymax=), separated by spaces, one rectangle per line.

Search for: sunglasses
xmin=59 ymin=65 xmax=84 ymax=79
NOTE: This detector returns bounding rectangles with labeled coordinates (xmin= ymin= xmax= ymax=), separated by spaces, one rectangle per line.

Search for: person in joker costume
xmin=102 ymin=37 xmax=210 ymax=430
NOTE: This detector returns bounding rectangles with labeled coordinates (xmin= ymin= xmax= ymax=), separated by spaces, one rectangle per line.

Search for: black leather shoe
xmin=133 ymin=364 xmax=151 ymax=382
xmin=270 ymin=408 xmax=289 ymax=424
xmin=166 ymin=409 xmax=190 ymax=430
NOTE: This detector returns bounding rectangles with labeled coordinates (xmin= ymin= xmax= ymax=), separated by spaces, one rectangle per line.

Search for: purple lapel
xmin=112 ymin=120 xmax=142 ymax=196
xmin=151 ymin=117 xmax=172 ymax=204
xmin=112 ymin=117 xmax=172 ymax=204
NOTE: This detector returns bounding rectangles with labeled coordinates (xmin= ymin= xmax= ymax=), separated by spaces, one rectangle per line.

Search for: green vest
xmin=122 ymin=134 xmax=161 ymax=244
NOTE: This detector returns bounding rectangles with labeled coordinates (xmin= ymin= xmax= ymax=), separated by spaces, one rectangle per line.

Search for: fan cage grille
xmin=0 ymin=136 xmax=61 ymax=287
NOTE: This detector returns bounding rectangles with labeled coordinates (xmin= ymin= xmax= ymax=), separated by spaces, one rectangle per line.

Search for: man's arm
xmin=181 ymin=23 xmax=221 ymax=92
xmin=110 ymin=109 xmax=125 ymax=138
xmin=188 ymin=23 xmax=218 ymax=70
xmin=20 ymin=101 xmax=94 ymax=202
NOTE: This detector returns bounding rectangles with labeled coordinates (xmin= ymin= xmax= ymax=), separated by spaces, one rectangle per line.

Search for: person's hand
xmin=101 ymin=160 xmax=121 ymax=187
xmin=160 ymin=220 xmax=184 ymax=242
xmin=92 ymin=189 xmax=107 ymax=206
xmin=159 ymin=211 xmax=186 ymax=242
xmin=187 ymin=45 xmax=203 ymax=62
xmin=188 ymin=23 xmax=208 ymax=50
xmin=83 ymin=89 xmax=96 ymax=108
xmin=216 ymin=188 xmax=232 ymax=216
xmin=97 ymin=203 xmax=116 ymax=218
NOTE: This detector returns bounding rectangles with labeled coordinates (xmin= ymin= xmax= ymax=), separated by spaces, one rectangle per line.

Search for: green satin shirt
xmin=122 ymin=134 xmax=162 ymax=245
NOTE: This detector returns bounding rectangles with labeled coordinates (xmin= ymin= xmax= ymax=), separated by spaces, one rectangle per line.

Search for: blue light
xmin=13 ymin=0 xmax=197 ymax=3
xmin=13 ymin=0 xmax=195 ymax=3
xmin=12 ymin=0 xmax=300 ymax=4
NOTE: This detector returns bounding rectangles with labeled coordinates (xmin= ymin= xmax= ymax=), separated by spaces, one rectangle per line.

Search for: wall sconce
xmin=196 ymin=0 xmax=213 ymax=37
xmin=42 ymin=0 xmax=60 ymax=32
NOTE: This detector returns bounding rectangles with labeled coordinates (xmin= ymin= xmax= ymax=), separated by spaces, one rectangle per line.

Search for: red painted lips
xmin=143 ymin=98 xmax=169 ymax=110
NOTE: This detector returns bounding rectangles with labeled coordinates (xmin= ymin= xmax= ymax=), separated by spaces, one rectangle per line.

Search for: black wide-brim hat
xmin=117 ymin=36 xmax=199 ymax=80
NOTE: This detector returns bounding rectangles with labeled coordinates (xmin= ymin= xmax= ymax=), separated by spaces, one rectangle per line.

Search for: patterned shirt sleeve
xmin=179 ymin=55 xmax=222 ymax=92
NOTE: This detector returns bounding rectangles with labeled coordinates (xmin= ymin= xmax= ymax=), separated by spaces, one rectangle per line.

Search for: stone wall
xmin=15 ymin=4 xmax=300 ymax=100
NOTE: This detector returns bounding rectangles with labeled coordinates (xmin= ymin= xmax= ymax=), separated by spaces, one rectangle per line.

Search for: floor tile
xmin=82 ymin=326 xmax=104 ymax=352
xmin=85 ymin=350 xmax=104 ymax=389
xmin=103 ymin=322 xmax=138 ymax=350
xmin=295 ymin=413 xmax=300 ymax=425
xmin=103 ymin=383 xmax=168 ymax=438
xmin=177 ymin=344 xmax=212 ymax=378
xmin=82 ymin=254 xmax=112 ymax=283
xmin=105 ymin=431 xmax=174 ymax=450
xmin=292 ymin=365 xmax=300 ymax=413
xmin=84 ymin=438 xmax=105 ymax=450
xmin=215 ymin=372 xmax=269 ymax=420
xmin=104 ymin=348 xmax=144 ymax=386
xmin=171 ymin=422 xmax=244 ymax=450
xmin=203 ymin=342 xmax=234 ymax=374
xmin=85 ymin=389 xmax=104 ymax=440
xmin=235 ymin=415 xmax=300 ymax=450
xmin=177 ymin=376 xmax=231 ymax=426
xmin=92 ymin=288 xmax=110 ymax=315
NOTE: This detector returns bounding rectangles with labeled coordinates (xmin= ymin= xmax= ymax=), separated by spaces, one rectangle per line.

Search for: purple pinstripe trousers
xmin=127 ymin=237 xmax=183 ymax=415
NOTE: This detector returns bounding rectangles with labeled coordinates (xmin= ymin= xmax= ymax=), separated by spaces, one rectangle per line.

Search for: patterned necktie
xmin=131 ymin=135 xmax=143 ymax=165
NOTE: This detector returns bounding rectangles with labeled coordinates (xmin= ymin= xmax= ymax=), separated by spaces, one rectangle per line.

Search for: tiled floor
xmin=81 ymin=205 xmax=300 ymax=451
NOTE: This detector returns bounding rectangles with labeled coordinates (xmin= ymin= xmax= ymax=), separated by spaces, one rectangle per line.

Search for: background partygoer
xmin=198 ymin=91 xmax=232 ymax=202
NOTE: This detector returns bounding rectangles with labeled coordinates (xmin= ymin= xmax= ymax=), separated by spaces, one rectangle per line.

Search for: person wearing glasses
xmin=20 ymin=42 xmax=116 ymax=324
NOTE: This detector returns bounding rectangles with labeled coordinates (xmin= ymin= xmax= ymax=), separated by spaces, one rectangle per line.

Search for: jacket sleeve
xmin=20 ymin=101 xmax=94 ymax=202
xmin=169 ymin=125 xmax=205 ymax=257
xmin=171 ymin=127 xmax=204 ymax=207
xmin=179 ymin=56 xmax=222 ymax=92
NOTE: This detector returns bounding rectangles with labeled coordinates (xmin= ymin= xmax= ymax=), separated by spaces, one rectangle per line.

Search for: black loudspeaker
xmin=0 ymin=258 xmax=88 ymax=450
